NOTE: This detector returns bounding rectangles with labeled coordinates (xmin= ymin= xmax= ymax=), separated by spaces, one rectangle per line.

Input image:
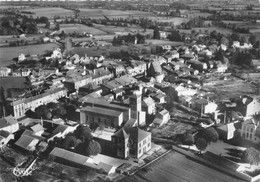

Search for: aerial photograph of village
xmin=0 ymin=0 xmax=259 ymax=181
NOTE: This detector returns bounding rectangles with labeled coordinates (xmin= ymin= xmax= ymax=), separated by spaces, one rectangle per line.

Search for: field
xmin=0 ymin=43 xmax=59 ymax=66
xmin=0 ymin=35 xmax=43 ymax=44
xmin=93 ymin=24 xmax=153 ymax=35
xmin=122 ymin=151 xmax=244 ymax=182
xmin=59 ymin=24 xmax=107 ymax=35
xmin=79 ymin=8 xmax=152 ymax=19
xmin=145 ymin=39 xmax=184 ymax=46
xmin=192 ymin=10 xmax=212 ymax=18
xmin=152 ymin=17 xmax=190 ymax=26
xmin=179 ymin=26 xmax=233 ymax=34
xmin=23 ymin=7 xmax=74 ymax=19
xmin=223 ymin=21 xmax=260 ymax=33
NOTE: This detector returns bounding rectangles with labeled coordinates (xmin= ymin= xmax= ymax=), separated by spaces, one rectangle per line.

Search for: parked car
xmin=116 ymin=163 xmax=132 ymax=174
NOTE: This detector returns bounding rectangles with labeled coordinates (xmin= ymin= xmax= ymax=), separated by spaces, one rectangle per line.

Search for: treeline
xmin=112 ymin=33 xmax=145 ymax=45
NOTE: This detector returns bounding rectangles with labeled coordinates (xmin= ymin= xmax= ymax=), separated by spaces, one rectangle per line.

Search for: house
xmin=126 ymin=61 xmax=146 ymax=76
xmin=64 ymin=75 xmax=92 ymax=91
xmin=80 ymin=106 xmax=124 ymax=128
xmin=153 ymin=109 xmax=170 ymax=126
xmin=252 ymin=59 xmax=260 ymax=69
xmin=241 ymin=118 xmax=260 ymax=143
xmin=191 ymin=98 xmax=218 ymax=115
xmin=159 ymin=31 xmax=167 ymax=39
xmin=42 ymin=37 xmax=50 ymax=42
xmin=0 ymin=130 xmax=14 ymax=147
xmin=237 ymin=95 xmax=260 ymax=116
xmin=0 ymin=116 xmax=19 ymax=133
xmin=15 ymin=134 xmax=40 ymax=151
xmin=112 ymin=127 xmax=151 ymax=159
xmin=0 ymin=67 xmax=11 ymax=77
xmin=50 ymin=147 xmax=95 ymax=167
xmin=97 ymin=162 xmax=116 ymax=175
xmin=142 ymin=97 xmax=156 ymax=114
xmin=12 ymin=68 xmax=31 ymax=77
xmin=30 ymin=124 xmax=44 ymax=136
xmin=10 ymin=88 xmax=67 ymax=118
xmin=18 ymin=54 xmax=26 ymax=62
xmin=91 ymin=67 xmax=113 ymax=85
xmin=217 ymin=121 xmax=239 ymax=140
xmin=151 ymin=93 xmax=165 ymax=103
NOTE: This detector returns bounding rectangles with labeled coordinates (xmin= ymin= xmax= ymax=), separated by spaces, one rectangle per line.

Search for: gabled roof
xmin=97 ymin=162 xmax=115 ymax=173
xmin=0 ymin=116 xmax=18 ymax=129
xmin=159 ymin=109 xmax=169 ymax=116
xmin=241 ymin=95 xmax=254 ymax=105
xmin=124 ymin=118 xmax=138 ymax=127
xmin=50 ymin=147 xmax=94 ymax=165
xmin=123 ymin=127 xmax=151 ymax=143
xmin=31 ymin=124 xmax=44 ymax=133
xmin=113 ymin=128 xmax=129 ymax=139
xmin=142 ymin=97 xmax=155 ymax=107
xmin=0 ymin=130 xmax=12 ymax=138
xmin=52 ymin=125 xmax=69 ymax=135
xmin=15 ymin=135 xmax=39 ymax=151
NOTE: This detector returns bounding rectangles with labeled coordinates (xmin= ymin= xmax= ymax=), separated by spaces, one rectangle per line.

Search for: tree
xmin=196 ymin=127 xmax=219 ymax=144
xmin=242 ymin=148 xmax=260 ymax=167
xmin=195 ymin=138 xmax=208 ymax=154
xmin=74 ymin=125 xmax=93 ymax=144
xmin=153 ymin=27 xmax=160 ymax=39
xmin=220 ymin=36 xmax=229 ymax=45
xmin=63 ymin=135 xmax=79 ymax=150
xmin=249 ymin=35 xmax=257 ymax=46
xmin=183 ymin=133 xmax=194 ymax=149
xmin=86 ymin=140 xmax=101 ymax=156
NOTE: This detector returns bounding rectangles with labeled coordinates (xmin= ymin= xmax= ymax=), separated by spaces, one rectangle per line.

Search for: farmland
xmin=0 ymin=43 xmax=59 ymax=66
xmin=152 ymin=17 xmax=190 ymax=26
xmin=93 ymin=24 xmax=153 ymax=35
xmin=23 ymin=7 xmax=74 ymax=19
xmin=79 ymin=8 xmax=152 ymax=19
xmin=121 ymin=151 xmax=244 ymax=182
xmin=0 ymin=35 xmax=43 ymax=44
xmin=59 ymin=24 xmax=107 ymax=35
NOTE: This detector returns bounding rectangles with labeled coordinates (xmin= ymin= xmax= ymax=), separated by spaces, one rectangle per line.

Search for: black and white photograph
xmin=0 ymin=0 xmax=260 ymax=181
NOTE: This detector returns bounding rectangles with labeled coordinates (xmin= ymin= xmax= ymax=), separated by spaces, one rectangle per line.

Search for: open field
xmin=192 ymin=10 xmax=212 ymax=18
xmin=0 ymin=43 xmax=59 ymax=66
xmin=23 ymin=7 xmax=74 ymax=19
xmin=93 ymin=24 xmax=153 ymax=35
xmin=152 ymin=17 xmax=190 ymax=26
xmin=121 ymin=151 xmax=244 ymax=182
xmin=222 ymin=21 xmax=260 ymax=33
xmin=0 ymin=35 xmax=43 ymax=44
xmin=152 ymin=119 xmax=198 ymax=139
xmin=79 ymin=8 xmax=152 ymax=19
xmin=59 ymin=24 xmax=107 ymax=35
xmin=145 ymin=39 xmax=184 ymax=46
xmin=179 ymin=26 xmax=233 ymax=34
xmin=203 ymin=76 xmax=257 ymax=100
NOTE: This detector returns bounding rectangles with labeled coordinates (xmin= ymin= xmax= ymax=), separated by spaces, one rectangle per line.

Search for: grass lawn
xmin=0 ymin=43 xmax=59 ymax=66
xmin=23 ymin=7 xmax=74 ymax=19
xmin=145 ymin=39 xmax=184 ymax=46
xmin=59 ymin=24 xmax=107 ymax=35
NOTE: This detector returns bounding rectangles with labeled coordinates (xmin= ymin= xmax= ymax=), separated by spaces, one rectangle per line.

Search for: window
xmin=139 ymin=149 xmax=142 ymax=154
xmin=143 ymin=140 xmax=146 ymax=145
xmin=250 ymin=134 xmax=252 ymax=139
xmin=251 ymin=128 xmax=253 ymax=133
xmin=247 ymin=133 xmax=249 ymax=138
xmin=148 ymin=143 xmax=150 ymax=148
xmin=98 ymin=118 xmax=101 ymax=123
xmin=139 ymin=143 xmax=141 ymax=148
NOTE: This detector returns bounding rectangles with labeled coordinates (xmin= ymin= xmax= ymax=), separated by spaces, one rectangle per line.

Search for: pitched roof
xmin=0 ymin=116 xmax=18 ymax=129
xmin=81 ymin=106 xmax=123 ymax=117
xmin=124 ymin=118 xmax=138 ymax=127
xmin=142 ymin=97 xmax=155 ymax=107
xmin=123 ymin=127 xmax=151 ymax=143
xmin=50 ymin=147 xmax=94 ymax=165
xmin=52 ymin=125 xmax=69 ymax=135
xmin=0 ymin=130 xmax=12 ymax=138
xmin=113 ymin=128 xmax=129 ymax=139
xmin=97 ymin=162 xmax=115 ymax=173
xmin=15 ymin=135 xmax=39 ymax=151
xmin=31 ymin=124 xmax=44 ymax=133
